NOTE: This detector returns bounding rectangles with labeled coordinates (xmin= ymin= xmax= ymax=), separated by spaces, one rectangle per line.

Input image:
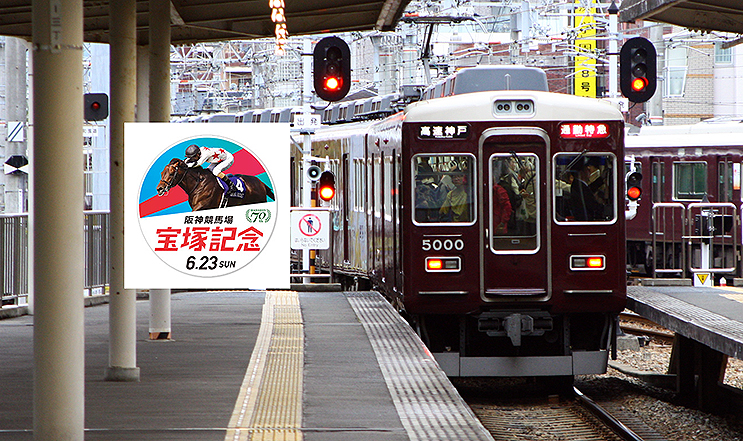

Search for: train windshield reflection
xmin=554 ymin=153 xmax=616 ymax=222
xmin=490 ymin=153 xmax=539 ymax=252
xmin=413 ymin=154 xmax=475 ymax=224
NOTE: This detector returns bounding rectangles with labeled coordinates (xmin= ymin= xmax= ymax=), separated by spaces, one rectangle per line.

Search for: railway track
xmin=457 ymin=379 xmax=667 ymax=441
xmin=619 ymin=312 xmax=675 ymax=343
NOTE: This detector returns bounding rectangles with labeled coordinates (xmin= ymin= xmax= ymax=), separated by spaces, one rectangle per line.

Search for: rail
xmin=651 ymin=202 xmax=740 ymax=278
xmin=651 ymin=202 xmax=685 ymax=277
xmin=686 ymin=202 xmax=738 ymax=275
xmin=1 ymin=211 xmax=110 ymax=307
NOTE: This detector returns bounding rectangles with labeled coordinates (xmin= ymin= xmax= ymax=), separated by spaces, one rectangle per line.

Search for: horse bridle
xmin=158 ymin=162 xmax=186 ymax=195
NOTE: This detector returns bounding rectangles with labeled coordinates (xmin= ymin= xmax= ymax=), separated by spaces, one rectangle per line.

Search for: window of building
xmin=715 ymin=42 xmax=733 ymax=65
xmin=665 ymin=45 xmax=688 ymax=97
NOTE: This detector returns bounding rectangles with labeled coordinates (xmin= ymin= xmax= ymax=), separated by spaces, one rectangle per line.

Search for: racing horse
xmin=156 ymin=158 xmax=275 ymax=211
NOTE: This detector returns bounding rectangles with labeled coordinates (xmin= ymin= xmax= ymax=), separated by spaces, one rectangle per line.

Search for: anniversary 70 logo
xmin=125 ymin=124 xmax=288 ymax=289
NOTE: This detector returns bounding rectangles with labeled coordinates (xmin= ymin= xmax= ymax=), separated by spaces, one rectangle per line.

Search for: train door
xmin=342 ymin=153 xmax=350 ymax=263
xmin=480 ymin=129 xmax=550 ymax=299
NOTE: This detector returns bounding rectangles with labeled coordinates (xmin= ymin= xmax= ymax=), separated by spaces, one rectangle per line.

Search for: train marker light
xmin=425 ymin=256 xmax=461 ymax=272
xmin=318 ymin=170 xmax=336 ymax=201
xmin=427 ymin=258 xmax=443 ymax=271
xmin=313 ymin=36 xmax=351 ymax=102
xmin=570 ymin=255 xmax=605 ymax=271
xmin=84 ymin=92 xmax=109 ymax=121
xmin=620 ymin=37 xmax=657 ymax=103
xmin=626 ymin=171 xmax=642 ymax=201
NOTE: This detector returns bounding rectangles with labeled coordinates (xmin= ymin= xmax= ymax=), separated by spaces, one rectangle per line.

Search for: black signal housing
xmin=620 ymin=37 xmax=657 ymax=103
xmin=313 ymin=36 xmax=351 ymax=102
xmin=318 ymin=170 xmax=336 ymax=201
xmin=84 ymin=93 xmax=109 ymax=121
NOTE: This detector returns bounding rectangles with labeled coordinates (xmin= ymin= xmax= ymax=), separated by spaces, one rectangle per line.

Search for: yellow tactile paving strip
xmin=715 ymin=285 xmax=743 ymax=303
xmin=226 ymin=291 xmax=304 ymax=441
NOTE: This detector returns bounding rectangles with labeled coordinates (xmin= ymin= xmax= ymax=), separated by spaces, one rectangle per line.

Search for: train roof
xmin=404 ymin=90 xmax=623 ymax=123
xmin=625 ymin=120 xmax=743 ymax=148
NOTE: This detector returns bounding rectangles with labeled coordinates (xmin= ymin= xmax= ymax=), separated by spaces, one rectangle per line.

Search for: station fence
xmin=1 ymin=211 xmax=109 ymax=307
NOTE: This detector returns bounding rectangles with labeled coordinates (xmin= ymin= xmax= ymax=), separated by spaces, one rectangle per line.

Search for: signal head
xmin=84 ymin=92 xmax=109 ymax=121
xmin=318 ymin=170 xmax=336 ymax=201
xmin=626 ymin=171 xmax=643 ymax=201
xmin=313 ymin=36 xmax=351 ymax=102
xmin=620 ymin=37 xmax=657 ymax=103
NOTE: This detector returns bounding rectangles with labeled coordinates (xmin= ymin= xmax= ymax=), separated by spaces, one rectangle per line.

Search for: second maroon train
xmin=624 ymin=121 xmax=743 ymax=282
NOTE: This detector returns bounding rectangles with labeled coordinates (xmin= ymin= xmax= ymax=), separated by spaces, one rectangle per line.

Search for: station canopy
xmin=0 ymin=0 xmax=412 ymax=45
xmin=620 ymin=0 xmax=743 ymax=34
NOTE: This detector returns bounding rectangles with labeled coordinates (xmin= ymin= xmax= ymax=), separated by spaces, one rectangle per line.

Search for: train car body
xmin=302 ymin=67 xmax=627 ymax=378
xmin=625 ymin=122 xmax=743 ymax=279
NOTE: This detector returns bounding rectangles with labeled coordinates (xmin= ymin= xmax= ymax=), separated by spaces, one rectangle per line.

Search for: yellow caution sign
xmin=694 ymin=272 xmax=712 ymax=287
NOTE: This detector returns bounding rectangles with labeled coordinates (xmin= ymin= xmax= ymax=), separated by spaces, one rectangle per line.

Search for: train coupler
xmin=477 ymin=311 xmax=553 ymax=347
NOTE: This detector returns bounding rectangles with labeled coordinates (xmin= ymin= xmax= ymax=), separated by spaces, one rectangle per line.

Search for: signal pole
xmin=302 ymin=38 xmax=313 ymax=283
xmin=608 ymin=1 xmax=619 ymax=99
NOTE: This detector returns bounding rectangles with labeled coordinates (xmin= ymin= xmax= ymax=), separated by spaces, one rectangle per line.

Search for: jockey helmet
xmin=185 ymin=144 xmax=201 ymax=159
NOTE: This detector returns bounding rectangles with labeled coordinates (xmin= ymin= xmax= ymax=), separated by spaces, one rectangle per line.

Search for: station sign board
xmin=124 ymin=123 xmax=289 ymax=289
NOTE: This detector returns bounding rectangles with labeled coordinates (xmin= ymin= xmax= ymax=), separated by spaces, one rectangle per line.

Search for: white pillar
xmin=105 ymin=0 xmax=140 ymax=382
xmin=148 ymin=0 xmax=173 ymax=339
xmin=32 ymin=0 xmax=85 ymax=439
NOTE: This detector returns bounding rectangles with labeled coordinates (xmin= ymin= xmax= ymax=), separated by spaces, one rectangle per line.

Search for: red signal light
xmin=631 ymin=77 xmax=647 ymax=92
xmin=319 ymin=185 xmax=335 ymax=201
xmin=325 ymin=76 xmax=340 ymax=91
xmin=627 ymin=186 xmax=642 ymax=200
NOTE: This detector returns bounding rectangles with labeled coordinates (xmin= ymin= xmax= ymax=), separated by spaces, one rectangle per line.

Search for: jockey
xmin=184 ymin=144 xmax=237 ymax=193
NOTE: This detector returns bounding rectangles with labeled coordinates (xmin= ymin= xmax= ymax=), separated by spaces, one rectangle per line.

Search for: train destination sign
xmin=124 ymin=123 xmax=289 ymax=289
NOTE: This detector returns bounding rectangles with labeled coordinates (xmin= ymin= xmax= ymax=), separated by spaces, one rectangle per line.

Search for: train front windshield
xmin=554 ymin=153 xmax=616 ymax=223
xmin=413 ymin=154 xmax=476 ymax=224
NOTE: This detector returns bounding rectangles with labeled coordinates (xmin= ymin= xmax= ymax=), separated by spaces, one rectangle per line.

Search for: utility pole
xmin=3 ymin=37 xmax=29 ymax=214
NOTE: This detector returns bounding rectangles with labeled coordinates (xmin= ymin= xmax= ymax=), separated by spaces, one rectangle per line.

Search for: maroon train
xmin=625 ymin=121 xmax=743 ymax=282
xmin=298 ymin=66 xmax=627 ymax=378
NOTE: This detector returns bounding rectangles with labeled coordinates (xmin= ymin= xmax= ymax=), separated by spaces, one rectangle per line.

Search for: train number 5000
xmin=422 ymin=238 xmax=464 ymax=251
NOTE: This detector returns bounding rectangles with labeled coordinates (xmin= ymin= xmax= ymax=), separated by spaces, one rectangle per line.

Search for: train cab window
xmin=554 ymin=153 xmax=616 ymax=223
xmin=673 ymin=161 xmax=707 ymax=200
xmin=490 ymin=154 xmax=539 ymax=252
xmin=412 ymin=154 xmax=475 ymax=225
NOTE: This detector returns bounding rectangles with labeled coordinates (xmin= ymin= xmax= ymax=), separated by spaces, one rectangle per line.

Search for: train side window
xmin=652 ymin=160 xmax=664 ymax=203
xmin=412 ymin=154 xmax=476 ymax=225
xmin=718 ymin=159 xmax=734 ymax=203
xmin=554 ymin=153 xmax=616 ymax=223
xmin=673 ymin=161 xmax=707 ymax=200
xmin=490 ymin=153 xmax=539 ymax=252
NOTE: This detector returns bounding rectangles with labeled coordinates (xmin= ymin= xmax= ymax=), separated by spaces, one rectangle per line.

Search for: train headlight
xmin=570 ymin=255 xmax=605 ymax=271
xmin=425 ymin=256 xmax=461 ymax=272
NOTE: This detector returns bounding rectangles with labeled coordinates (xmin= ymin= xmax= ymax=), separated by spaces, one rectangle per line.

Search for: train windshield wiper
xmin=561 ymin=149 xmax=588 ymax=180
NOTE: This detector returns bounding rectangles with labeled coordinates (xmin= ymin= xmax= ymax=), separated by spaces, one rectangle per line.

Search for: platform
xmin=0 ymin=290 xmax=492 ymax=440
xmin=627 ymin=285 xmax=743 ymax=360
xmin=627 ymin=285 xmax=743 ymax=412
